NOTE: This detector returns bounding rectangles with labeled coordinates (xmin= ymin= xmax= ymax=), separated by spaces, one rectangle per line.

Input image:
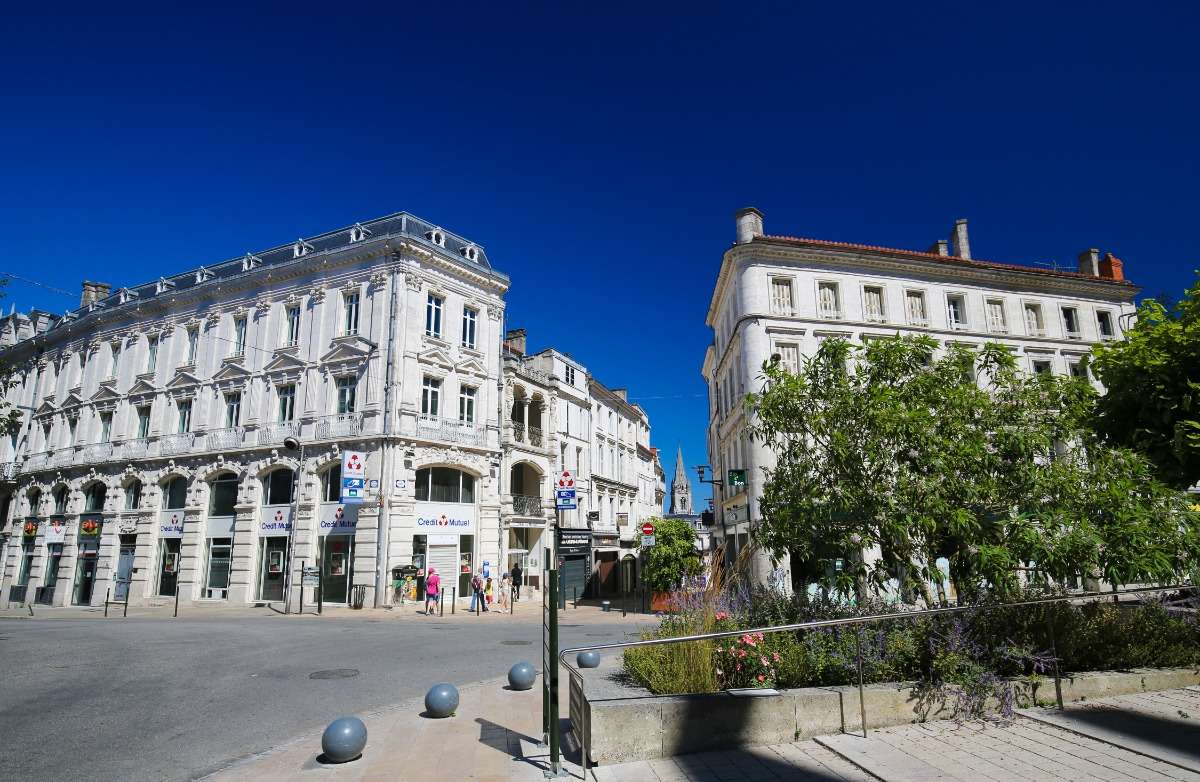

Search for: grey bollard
xmin=321 ymin=716 xmax=367 ymax=763
xmin=577 ymin=651 xmax=601 ymax=668
xmin=507 ymin=661 xmax=536 ymax=690
xmin=424 ymin=682 xmax=460 ymax=718
xmin=601 ymin=600 xmax=610 ymax=612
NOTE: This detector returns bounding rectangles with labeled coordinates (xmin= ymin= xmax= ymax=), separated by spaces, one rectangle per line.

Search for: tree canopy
xmin=1091 ymin=274 xmax=1200 ymax=490
xmin=639 ymin=517 xmax=702 ymax=592
xmin=746 ymin=334 xmax=1199 ymax=603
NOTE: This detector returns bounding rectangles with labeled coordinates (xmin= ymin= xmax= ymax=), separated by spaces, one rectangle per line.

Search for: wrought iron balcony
xmin=80 ymin=443 xmax=113 ymax=463
xmin=417 ymin=414 xmax=483 ymax=446
xmin=510 ymin=423 xmax=544 ymax=447
xmin=316 ymin=413 xmax=364 ymax=440
xmin=205 ymin=427 xmax=245 ymax=451
xmin=160 ymin=432 xmax=196 ymax=456
xmin=258 ymin=421 xmax=302 ymax=446
xmin=50 ymin=449 xmax=77 ymax=468
xmin=0 ymin=461 xmax=19 ymax=480
xmin=121 ymin=438 xmax=151 ymax=459
xmin=511 ymin=494 xmax=544 ymax=516
xmin=23 ymin=453 xmax=48 ymax=471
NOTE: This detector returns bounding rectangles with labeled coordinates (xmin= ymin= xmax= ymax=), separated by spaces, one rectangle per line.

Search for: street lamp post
xmin=283 ymin=435 xmax=304 ymax=615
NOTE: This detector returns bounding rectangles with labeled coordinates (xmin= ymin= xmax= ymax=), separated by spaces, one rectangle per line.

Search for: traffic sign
xmin=640 ymin=522 xmax=656 ymax=536
xmin=641 ymin=535 xmax=655 ymax=547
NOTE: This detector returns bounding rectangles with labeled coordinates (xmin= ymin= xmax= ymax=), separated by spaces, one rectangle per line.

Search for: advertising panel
xmin=414 ymin=502 xmax=475 ymax=534
xmin=317 ymin=502 xmax=359 ymax=536
xmin=44 ymin=517 xmax=67 ymax=544
xmin=159 ymin=511 xmax=185 ymax=539
xmin=259 ymin=505 xmax=294 ymax=536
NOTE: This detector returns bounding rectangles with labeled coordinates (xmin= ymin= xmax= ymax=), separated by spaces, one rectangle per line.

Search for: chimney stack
xmin=1077 ymin=248 xmax=1101 ymax=277
xmin=927 ymin=239 xmax=950 ymax=256
xmin=734 ymin=207 xmax=764 ymax=244
xmin=1099 ymin=253 xmax=1125 ymax=281
xmin=950 ymin=219 xmax=971 ymax=259
xmin=80 ymin=280 xmax=111 ymax=307
xmin=504 ymin=328 xmax=527 ymax=357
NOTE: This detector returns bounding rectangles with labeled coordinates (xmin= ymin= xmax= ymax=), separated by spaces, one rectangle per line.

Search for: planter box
xmin=574 ymin=663 xmax=1200 ymax=765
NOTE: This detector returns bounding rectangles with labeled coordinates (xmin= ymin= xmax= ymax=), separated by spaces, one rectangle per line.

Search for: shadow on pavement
xmin=1053 ymin=704 xmax=1200 ymax=766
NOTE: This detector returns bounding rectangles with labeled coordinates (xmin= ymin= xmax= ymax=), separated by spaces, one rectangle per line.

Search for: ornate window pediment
xmin=262 ymin=350 xmax=307 ymax=380
xmin=455 ymin=356 xmax=488 ymax=378
xmin=127 ymin=378 xmax=158 ymax=400
xmin=417 ymin=346 xmax=454 ymax=371
xmin=167 ymin=370 xmax=202 ymax=391
xmin=35 ymin=399 xmax=58 ymax=417
xmin=213 ymin=361 xmax=250 ymax=383
xmin=90 ymin=385 xmax=121 ymax=404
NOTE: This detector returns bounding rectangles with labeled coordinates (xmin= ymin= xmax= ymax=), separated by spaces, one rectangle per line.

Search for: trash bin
xmin=351 ymin=584 xmax=368 ymax=610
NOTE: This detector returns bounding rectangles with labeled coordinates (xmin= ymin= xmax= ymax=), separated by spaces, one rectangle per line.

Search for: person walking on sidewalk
xmin=469 ymin=569 xmax=488 ymax=612
xmin=425 ymin=568 xmax=441 ymax=616
xmin=511 ymin=562 xmax=523 ymax=601
xmin=498 ymin=573 xmax=511 ymax=613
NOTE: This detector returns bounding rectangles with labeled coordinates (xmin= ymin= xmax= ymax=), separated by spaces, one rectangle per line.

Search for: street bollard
xmin=174 ymin=587 xmax=179 ymax=618
xmin=508 ymin=661 xmax=536 ymax=690
xmin=299 ymin=559 xmax=305 ymax=616
xmin=573 ymin=586 xmax=577 ymax=609
xmin=622 ymin=589 xmax=627 ymax=617
xmin=451 ymin=586 xmax=456 ymax=614
xmin=123 ymin=583 xmax=130 ymax=617
xmin=105 ymin=587 xmax=111 ymax=618
xmin=321 ymin=716 xmax=367 ymax=763
xmin=424 ymin=683 xmax=459 ymax=718
xmin=440 ymin=588 xmax=445 ymax=617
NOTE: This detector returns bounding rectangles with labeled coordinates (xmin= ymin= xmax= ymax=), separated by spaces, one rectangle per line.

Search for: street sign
xmin=555 ymin=489 xmax=577 ymax=510
xmin=341 ymin=450 xmax=367 ymax=504
xmin=641 ymin=534 xmax=656 ymax=547
xmin=727 ymin=469 xmax=747 ymax=492
xmin=301 ymin=567 xmax=320 ymax=587
xmin=640 ymin=521 xmax=656 ymax=536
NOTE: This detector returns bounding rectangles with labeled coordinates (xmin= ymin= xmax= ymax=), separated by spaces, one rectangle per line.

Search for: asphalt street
xmin=0 ymin=607 xmax=650 ymax=781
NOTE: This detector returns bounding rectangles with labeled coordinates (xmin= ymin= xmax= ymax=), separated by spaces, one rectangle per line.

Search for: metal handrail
xmin=558 ymin=583 xmax=1192 ymax=778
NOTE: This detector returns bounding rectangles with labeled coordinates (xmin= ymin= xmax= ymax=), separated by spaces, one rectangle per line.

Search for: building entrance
xmin=319 ymin=534 xmax=355 ymax=604
xmin=158 ymin=538 xmax=181 ymax=596
xmin=257 ymin=537 xmax=289 ymax=602
xmin=72 ymin=546 xmax=98 ymax=605
xmin=115 ymin=537 xmax=135 ymax=601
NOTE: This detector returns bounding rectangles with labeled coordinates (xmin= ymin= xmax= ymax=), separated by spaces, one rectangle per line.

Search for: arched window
xmin=125 ymin=480 xmax=143 ymax=510
xmin=209 ymin=472 xmax=239 ymax=516
xmin=163 ymin=476 xmax=188 ymax=510
xmin=53 ymin=486 xmax=68 ymax=515
xmin=28 ymin=488 xmax=42 ymax=517
xmin=262 ymin=469 xmax=295 ymax=505
xmin=84 ymin=483 xmax=106 ymax=512
xmin=415 ymin=467 xmax=475 ymax=503
xmin=322 ymin=464 xmax=342 ymax=503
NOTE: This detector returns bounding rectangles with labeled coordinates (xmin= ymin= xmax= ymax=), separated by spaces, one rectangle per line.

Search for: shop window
xmin=209 ymin=472 xmax=239 ymax=516
xmin=125 ymin=480 xmax=142 ymax=510
xmin=323 ymin=465 xmax=342 ymax=503
xmin=163 ymin=476 xmax=188 ymax=509
xmin=84 ymin=483 xmax=106 ymax=512
xmin=263 ymin=468 xmax=295 ymax=505
xmin=415 ymin=467 xmax=475 ymax=503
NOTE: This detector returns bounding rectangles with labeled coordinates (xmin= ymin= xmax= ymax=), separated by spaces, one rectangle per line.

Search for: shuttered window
xmin=770 ymin=279 xmax=794 ymax=315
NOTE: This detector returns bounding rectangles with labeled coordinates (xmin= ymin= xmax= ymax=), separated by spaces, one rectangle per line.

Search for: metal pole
xmin=284 ymin=443 xmax=303 ymax=615
xmin=173 ymin=585 xmax=179 ymax=618
xmin=123 ymin=581 xmax=129 ymax=617
xmin=548 ymin=568 xmax=561 ymax=776
xmin=452 ymin=586 xmax=456 ymax=614
xmin=318 ymin=571 xmax=323 ymax=615
xmin=855 ymin=629 xmax=867 ymax=737
xmin=573 ymin=585 xmax=577 ymax=609
xmin=104 ymin=587 xmax=110 ymax=618
xmin=299 ymin=559 xmax=305 ymax=615
xmin=622 ymin=586 xmax=627 ymax=618
xmin=1048 ymin=608 xmax=1064 ymax=709
xmin=440 ymin=587 xmax=444 ymax=617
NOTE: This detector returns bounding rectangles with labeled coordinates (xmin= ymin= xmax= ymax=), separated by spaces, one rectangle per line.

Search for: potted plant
xmin=638 ymin=517 xmax=701 ymax=612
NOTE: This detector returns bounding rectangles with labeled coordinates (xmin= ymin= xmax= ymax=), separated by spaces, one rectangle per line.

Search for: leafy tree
xmin=639 ymin=517 xmax=702 ymax=592
xmin=1091 ymin=274 xmax=1200 ymax=490
xmin=746 ymin=334 xmax=1199 ymax=603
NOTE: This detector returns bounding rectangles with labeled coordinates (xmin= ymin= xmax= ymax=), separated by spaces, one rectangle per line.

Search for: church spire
xmin=669 ymin=445 xmax=693 ymax=514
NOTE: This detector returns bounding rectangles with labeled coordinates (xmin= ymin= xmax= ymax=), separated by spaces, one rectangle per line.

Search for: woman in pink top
xmin=425 ymin=568 xmax=441 ymax=616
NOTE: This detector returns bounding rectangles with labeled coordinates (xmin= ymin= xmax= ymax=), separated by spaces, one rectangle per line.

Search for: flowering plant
xmin=22 ymin=520 xmax=38 ymax=538
xmin=715 ymin=631 xmax=783 ymax=689
xmin=80 ymin=518 xmax=101 ymax=537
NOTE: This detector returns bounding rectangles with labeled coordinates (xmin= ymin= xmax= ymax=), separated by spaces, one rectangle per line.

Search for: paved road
xmin=0 ymin=607 xmax=649 ymax=782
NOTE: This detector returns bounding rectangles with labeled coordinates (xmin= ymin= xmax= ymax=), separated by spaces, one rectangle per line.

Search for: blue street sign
xmin=555 ymin=489 xmax=577 ymax=510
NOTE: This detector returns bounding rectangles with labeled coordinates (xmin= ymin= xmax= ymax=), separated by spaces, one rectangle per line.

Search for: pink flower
xmin=757 ymin=675 xmax=766 ymax=683
xmin=738 ymin=649 xmax=747 ymax=658
xmin=715 ymin=611 xmax=728 ymax=620
xmin=735 ymin=664 xmax=742 ymax=671
xmin=772 ymin=652 xmax=781 ymax=663
xmin=755 ymin=633 xmax=764 ymax=642
xmin=760 ymin=655 xmax=769 ymax=666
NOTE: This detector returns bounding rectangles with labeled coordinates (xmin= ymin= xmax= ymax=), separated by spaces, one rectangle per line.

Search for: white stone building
xmin=703 ymin=208 xmax=1139 ymax=587
xmin=0 ymin=212 xmax=509 ymax=611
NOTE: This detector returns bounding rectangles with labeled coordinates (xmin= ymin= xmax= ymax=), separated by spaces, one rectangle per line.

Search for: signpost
xmin=554 ymin=470 xmax=576 ymax=510
xmin=341 ymin=451 xmax=367 ymax=504
xmin=640 ymin=522 xmax=656 ymax=536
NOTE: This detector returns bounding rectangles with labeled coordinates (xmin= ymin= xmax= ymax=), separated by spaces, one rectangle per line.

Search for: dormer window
xmin=156 ymin=277 xmax=176 ymax=294
xmin=425 ymin=229 xmax=446 ymax=248
xmin=349 ymin=223 xmax=371 ymax=243
xmin=195 ymin=266 xmax=215 ymax=283
xmin=460 ymin=244 xmax=479 ymax=262
xmin=293 ymin=238 xmax=314 ymax=258
xmin=242 ymin=253 xmax=263 ymax=271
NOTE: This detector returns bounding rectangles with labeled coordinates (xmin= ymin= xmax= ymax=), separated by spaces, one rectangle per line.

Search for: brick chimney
xmin=735 ymin=207 xmax=764 ymax=244
xmin=950 ymin=219 xmax=971 ymax=259
xmin=504 ymin=328 xmax=527 ymax=356
xmin=1099 ymin=253 xmax=1125 ymax=281
xmin=927 ymin=239 xmax=949 ymax=256
xmin=1077 ymin=249 xmax=1100 ymax=276
xmin=80 ymin=280 xmax=111 ymax=307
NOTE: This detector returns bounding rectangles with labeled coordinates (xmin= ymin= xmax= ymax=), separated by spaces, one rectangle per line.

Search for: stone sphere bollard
xmin=508 ymin=661 xmax=536 ymax=691
xmin=577 ymin=651 xmax=601 ymax=669
xmin=424 ymin=682 xmax=460 ymax=718
xmin=321 ymin=716 xmax=367 ymax=763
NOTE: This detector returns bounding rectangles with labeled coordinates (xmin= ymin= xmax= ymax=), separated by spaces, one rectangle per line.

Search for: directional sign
xmin=641 ymin=535 xmax=656 ymax=547
xmin=641 ymin=521 xmax=656 ymax=536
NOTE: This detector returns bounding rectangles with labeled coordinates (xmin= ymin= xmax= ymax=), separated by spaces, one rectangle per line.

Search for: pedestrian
xmin=425 ymin=567 xmax=441 ymax=616
xmin=512 ymin=562 xmax=523 ymax=601
xmin=498 ymin=573 xmax=511 ymax=613
xmin=485 ymin=576 xmax=494 ymax=608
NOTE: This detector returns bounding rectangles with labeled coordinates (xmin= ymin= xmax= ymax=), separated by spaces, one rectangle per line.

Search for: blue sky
xmin=1 ymin=2 xmax=1197 ymax=509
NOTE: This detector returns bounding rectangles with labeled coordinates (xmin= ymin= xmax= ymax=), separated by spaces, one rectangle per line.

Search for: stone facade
xmin=703 ymin=208 xmax=1140 ymax=587
xmin=0 ymin=212 xmax=508 ymax=610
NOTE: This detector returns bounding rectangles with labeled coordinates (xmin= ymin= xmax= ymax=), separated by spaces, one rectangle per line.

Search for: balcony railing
xmin=511 ymin=423 xmax=544 ymax=447
xmin=160 ymin=432 xmax=196 ymax=455
xmin=24 ymin=453 xmax=48 ymax=471
xmin=80 ymin=443 xmax=113 ymax=463
xmin=0 ymin=461 xmax=19 ymax=480
xmin=418 ymin=414 xmax=483 ymax=446
xmin=511 ymin=494 xmax=544 ymax=516
xmin=258 ymin=421 xmax=301 ymax=446
xmin=316 ymin=413 xmax=364 ymax=440
xmin=51 ymin=449 xmax=77 ymax=468
xmin=122 ymin=438 xmax=150 ymax=458
xmin=206 ymin=427 xmax=245 ymax=451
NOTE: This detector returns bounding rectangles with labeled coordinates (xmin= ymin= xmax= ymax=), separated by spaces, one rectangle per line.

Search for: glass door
xmin=158 ymin=539 xmax=180 ymax=596
xmin=320 ymin=535 xmax=354 ymax=604
xmin=257 ymin=537 xmax=288 ymax=601
xmin=114 ymin=538 xmax=135 ymax=600
xmin=204 ymin=538 xmax=232 ymax=598
xmin=73 ymin=546 xmax=98 ymax=605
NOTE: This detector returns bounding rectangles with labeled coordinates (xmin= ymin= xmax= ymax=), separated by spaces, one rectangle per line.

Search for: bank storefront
xmin=412 ymin=465 xmax=479 ymax=600
xmin=316 ymin=501 xmax=358 ymax=604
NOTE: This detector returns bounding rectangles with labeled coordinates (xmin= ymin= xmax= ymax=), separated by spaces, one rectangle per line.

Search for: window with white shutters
xmin=905 ymin=290 xmax=927 ymax=324
xmin=770 ymin=278 xmax=794 ymax=315
xmin=1024 ymin=303 xmax=1044 ymax=336
xmin=986 ymin=299 xmax=1007 ymax=333
xmin=1061 ymin=307 xmax=1081 ymax=339
xmin=946 ymin=294 xmax=967 ymax=330
xmin=863 ymin=286 xmax=885 ymax=322
xmin=778 ymin=343 xmax=800 ymax=374
xmin=817 ymin=282 xmax=840 ymax=318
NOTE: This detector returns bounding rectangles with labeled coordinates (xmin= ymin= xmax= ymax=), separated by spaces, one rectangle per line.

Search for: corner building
xmin=703 ymin=208 xmax=1139 ymax=589
xmin=0 ymin=213 xmax=508 ymax=610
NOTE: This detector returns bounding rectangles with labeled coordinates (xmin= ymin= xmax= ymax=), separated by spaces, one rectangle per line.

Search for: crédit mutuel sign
xmin=414 ymin=502 xmax=475 ymax=533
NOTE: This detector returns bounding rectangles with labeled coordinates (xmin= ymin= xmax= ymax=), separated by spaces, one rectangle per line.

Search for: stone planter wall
xmin=575 ymin=662 xmax=1200 ymax=764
